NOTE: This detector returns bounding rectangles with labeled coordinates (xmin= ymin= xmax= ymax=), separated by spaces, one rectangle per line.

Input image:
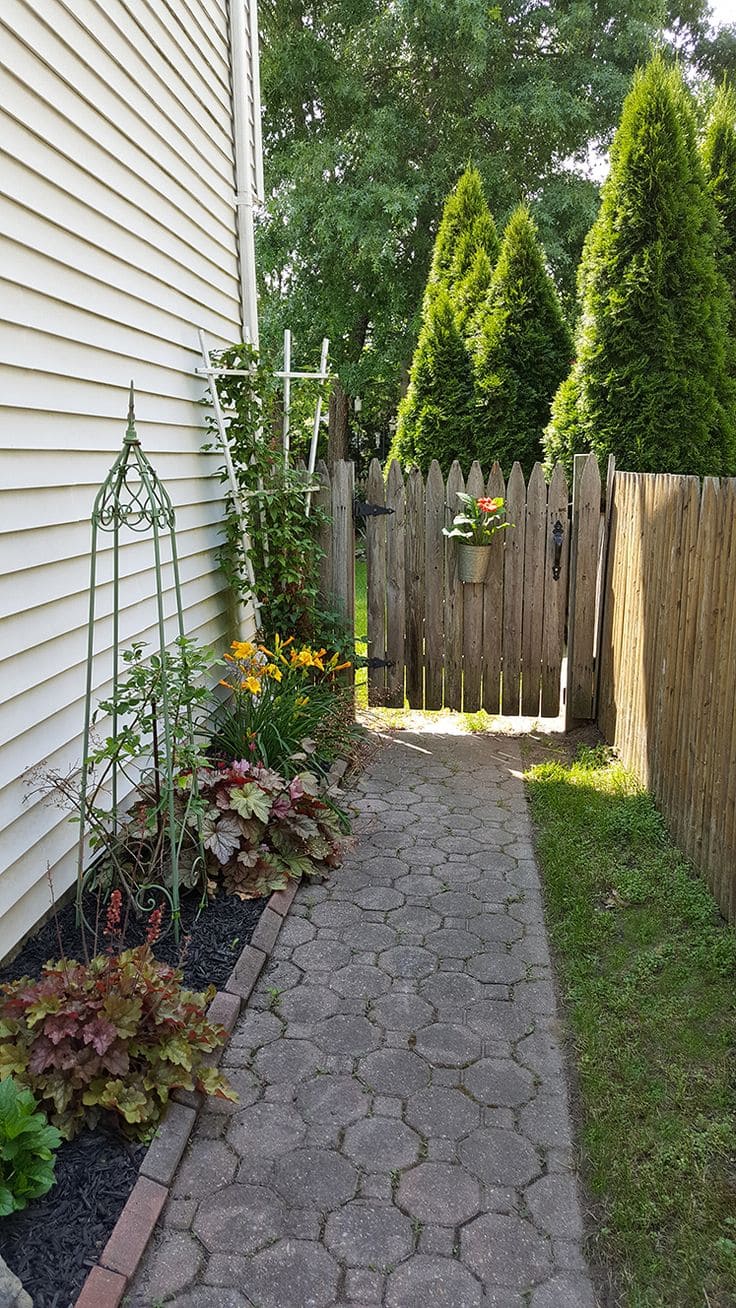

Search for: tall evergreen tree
xmin=474 ymin=207 xmax=573 ymax=475
xmin=425 ymin=168 xmax=499 ymax=301
xmin=388 ymin=289 xmax=476 ymax=473
xmin=703 ymin=86 xmax=736 ymax=299
xmin=389 ymin=168 xmax=498 ymax=468
xmin=544 ymin=56 xmax=736 ymax=477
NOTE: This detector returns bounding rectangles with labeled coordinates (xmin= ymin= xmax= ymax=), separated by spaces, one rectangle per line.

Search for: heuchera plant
xmin=0 ymin=1076 xmax=62 ymax=1216
xmin=0 ymin=929 xmax=236 ymax=1140
xmin=195 ymin=759 xmax=345 ymax=899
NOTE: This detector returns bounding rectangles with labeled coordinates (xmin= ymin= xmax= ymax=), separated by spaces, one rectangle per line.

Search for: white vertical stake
xmin=282 ymin=328 xmax=292 ymax=466
xmin=306 ymin=337 xmax=330 ymax=517
xmin=198 ymin=328 xmax=260 ymax=630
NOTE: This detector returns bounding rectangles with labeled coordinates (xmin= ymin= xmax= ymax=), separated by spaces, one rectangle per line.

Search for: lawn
xmin=525 ymin=744 xmax=736 ymax=1308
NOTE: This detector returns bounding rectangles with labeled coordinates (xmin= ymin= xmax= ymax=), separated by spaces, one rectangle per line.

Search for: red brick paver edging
xmin=74 ymin=883 xmax=297 ymax=1308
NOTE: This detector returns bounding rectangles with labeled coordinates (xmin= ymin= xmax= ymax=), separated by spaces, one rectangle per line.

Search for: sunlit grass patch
xmin=526 ymin=745 xmax=736 ymax=1308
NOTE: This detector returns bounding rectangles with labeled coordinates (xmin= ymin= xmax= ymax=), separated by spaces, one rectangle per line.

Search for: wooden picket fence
xmin=597 ymin=468 xmax=736 ymax=923
xmin=316 ymin=454 xmax=602 ymax=718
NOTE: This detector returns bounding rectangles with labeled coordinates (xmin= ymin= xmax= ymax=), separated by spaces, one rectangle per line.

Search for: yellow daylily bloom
xmin=231 ymin=640 xmax=256 ymax=659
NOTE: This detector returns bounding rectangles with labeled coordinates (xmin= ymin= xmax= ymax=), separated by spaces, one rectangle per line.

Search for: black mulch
xmin=0 ymin=887 xmax=267 ymax=1307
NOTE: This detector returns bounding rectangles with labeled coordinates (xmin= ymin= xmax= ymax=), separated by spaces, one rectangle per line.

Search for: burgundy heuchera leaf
xmin=82 ymin=1017 xmax=118 ymax=1055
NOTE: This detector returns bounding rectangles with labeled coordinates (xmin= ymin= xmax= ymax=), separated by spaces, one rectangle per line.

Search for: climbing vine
xmin=205 ymin=343 xmax=348 ymax=646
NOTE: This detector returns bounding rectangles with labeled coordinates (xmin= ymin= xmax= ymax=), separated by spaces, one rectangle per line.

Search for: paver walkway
xmin=131 ymin=728 xmax=596 ymax=1308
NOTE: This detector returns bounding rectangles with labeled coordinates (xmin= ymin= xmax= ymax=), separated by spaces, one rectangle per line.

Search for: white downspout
xmin=229 ymin=0 xmax=263 ymax=348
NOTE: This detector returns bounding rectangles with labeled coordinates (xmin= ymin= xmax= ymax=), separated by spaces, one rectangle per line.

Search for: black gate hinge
xmin=354 ymin=499 xmax=395 ymax=518
xmin=366 ymin=656 xmax=396 ymax=670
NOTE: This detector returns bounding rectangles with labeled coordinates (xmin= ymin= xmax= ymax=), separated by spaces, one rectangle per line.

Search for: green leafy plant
xmin=0 ymin=1077 xmax=62 ymax=1216
xmin=35 ymin=637 xmax=211 ymax=916
xmin=194 ymin=760 xmax=346 ymax=900
xmin=0 ymin=925 xmax=235 ymax=1140
xmin=443 ymin=492 xmax=511 ymax=545
xmin=210 ymin=636 xmax=358 ymax=777
xmin=204 ymin=342 xmax=342 ymax=644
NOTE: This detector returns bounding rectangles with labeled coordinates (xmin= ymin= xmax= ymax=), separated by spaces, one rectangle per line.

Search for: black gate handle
xmin=552 ymin=519 xmax=564 ymax=580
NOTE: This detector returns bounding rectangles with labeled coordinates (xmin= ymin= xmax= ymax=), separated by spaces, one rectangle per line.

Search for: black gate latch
xmin=365 ymin=656 xmax=396 ymax=670
xmin=354 ymin=499 xmax=395 ymax=518
xmin=551 ymin=519 xmax=564 ymax=580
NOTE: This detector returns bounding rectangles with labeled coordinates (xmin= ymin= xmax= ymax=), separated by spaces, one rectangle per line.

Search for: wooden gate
xmin=317 ymin=454 xmax=602 ymax=719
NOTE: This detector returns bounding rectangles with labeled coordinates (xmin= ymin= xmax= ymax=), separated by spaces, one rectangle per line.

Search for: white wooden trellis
xmin=196 ymin=328 xmax=331 ymax=629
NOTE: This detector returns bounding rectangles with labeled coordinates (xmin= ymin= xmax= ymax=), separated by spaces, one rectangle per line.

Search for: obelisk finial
xmin=124 ymin=380 xmax=139 ymax=444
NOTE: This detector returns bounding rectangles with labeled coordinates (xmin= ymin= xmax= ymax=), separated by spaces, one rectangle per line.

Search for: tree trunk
xmin=328 ymin=380 xmax=350 ymax=464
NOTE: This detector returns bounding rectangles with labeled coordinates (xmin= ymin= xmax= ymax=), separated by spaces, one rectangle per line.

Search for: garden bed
xmin=0 ymin=887 xmax=267 ymax=1308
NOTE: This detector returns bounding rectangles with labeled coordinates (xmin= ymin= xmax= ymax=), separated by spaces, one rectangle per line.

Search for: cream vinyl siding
xmin=0 ymin=0 xmax=250 ymax=959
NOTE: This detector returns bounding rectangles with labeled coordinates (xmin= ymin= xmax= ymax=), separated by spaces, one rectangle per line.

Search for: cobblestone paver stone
xmin=129 ymin=729 xmax=596 ymax=1307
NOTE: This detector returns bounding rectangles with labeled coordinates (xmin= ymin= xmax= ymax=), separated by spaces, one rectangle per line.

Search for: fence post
xmin=330 ymin=460 xmax=355 ymax=682
xmin=365 ymin=458 xmax=387 ymax=705
xmin=566 ymin=452 xmax=602 ymax=724
xmin=385 ymin=460 xmax=406 ymax=707
xmin=314 ymin=459 xmax=333 ymax=613
xmin=593 ymin=455 xmax=616 ymax=721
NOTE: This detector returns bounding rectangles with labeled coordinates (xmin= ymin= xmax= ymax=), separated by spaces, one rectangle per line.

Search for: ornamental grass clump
xmin=195 ymin=760 xmax=345 ymax=900
xmin=0 ymin=894 xmax=236 ymax=1140
xmin=211 ymin=636 xmax=355 ymax=777
xmin=0 ymin=1077 xmax=62 ymax=1215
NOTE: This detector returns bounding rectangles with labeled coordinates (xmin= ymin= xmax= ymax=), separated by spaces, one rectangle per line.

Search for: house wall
xmin=0 ymin=0 xmax=251 ymax=959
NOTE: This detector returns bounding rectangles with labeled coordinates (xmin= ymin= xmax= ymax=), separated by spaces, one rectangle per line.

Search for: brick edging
xmin=74 ymin=880 xmax=299 ymax=1308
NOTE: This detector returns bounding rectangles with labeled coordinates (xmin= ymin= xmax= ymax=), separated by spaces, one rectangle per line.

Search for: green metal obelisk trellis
xmin=76 ymin=384 xmax=198 ymax=940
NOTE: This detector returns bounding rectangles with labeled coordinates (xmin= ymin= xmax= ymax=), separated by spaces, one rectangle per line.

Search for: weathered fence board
xmin=567 ymin=453 xmax=602 ymax=721
xmin=541 ymin=463 xmax=569 ymax=717
xmin=315 ymin=459 xmax=333 ymax=610
xmin=424 ymin=461 xmax=445 ymax=710
xmin=444 ymin=461 xmax=465 ymax=711
xmin=502 ymin=462 xmax=526 ymax=715
xmin=597 ymin=468 xmax=736 ymax=924
xmin=365 ymin=458 xmax=387 ymax=705
xmin=405 ymin=468 xmax=425 ymax=708
xmin=521 ymin=463 xmax=547 ymax=716
xmin=482 ymin=463 xmax=505 ymax=715
xmin=385 ymin=460 xmax=406 ymax=707
xmin=462 ymin=461 xmax=486 ymax=712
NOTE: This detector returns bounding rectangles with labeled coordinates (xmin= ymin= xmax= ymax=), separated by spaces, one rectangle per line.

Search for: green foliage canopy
xmin=257 ymin=0 xmax=729 ymax=451
xmin=474 ymin=206 xmax=573 ymax=475
xmin=388 ymin=287 xmax=477 ymax=473
xmin=703 ymin=85 xmax=736 ymax=298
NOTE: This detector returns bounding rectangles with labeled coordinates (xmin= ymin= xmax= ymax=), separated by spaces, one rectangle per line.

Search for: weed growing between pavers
xmin=526 ymin=744 xmax=736 ymax=1308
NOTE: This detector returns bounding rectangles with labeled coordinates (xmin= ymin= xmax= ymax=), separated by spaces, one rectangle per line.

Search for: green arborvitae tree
xmin=426 ymin=168 xmax=499 ymax=301
xmin=703 ymin=86 xmax=736 ymax=299
xmin=390 ymin=169 xmax=498 ymax=468
xmin=473 ymin=206 xmax=573 ymax=475
xmin=454 ymin=248 xmax=494 ymax=339
xmin=387 ymin=289 xmax=476 ymax=473
xmin=544 ymin=55 xmax=736 ymax=477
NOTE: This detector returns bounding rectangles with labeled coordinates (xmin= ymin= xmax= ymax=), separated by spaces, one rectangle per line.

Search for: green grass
xmin=525 ymin=744 xmax=736 ymax=1307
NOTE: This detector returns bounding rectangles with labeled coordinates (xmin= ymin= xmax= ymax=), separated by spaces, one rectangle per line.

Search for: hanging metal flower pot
xmin=443 ymin=491 xmax=512 ymax=585
xmin=458 ymin=541 xmax=493 ymax=583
